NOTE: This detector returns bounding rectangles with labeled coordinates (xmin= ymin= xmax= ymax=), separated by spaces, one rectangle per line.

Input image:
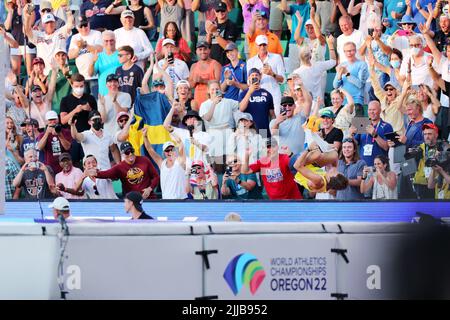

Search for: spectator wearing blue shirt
xmin=90 ymin=31 xmax=121 ymax=96
xmin=350 ymin=101 xmax=393 ymax=166
xmin=81 ymin=0 xmax=122 ymax=31
xmin=407 ymin=0 xmax=436 ymax=32
xmin=239 ymin=68 xmax=275 ymax=138
xmin=336 ymin=137 xmax=366 ymax=200
xmin=382 ymin=0 xmax=407 ymax=35
xmin=220 ymin=42 xmax=248 ymax=101
xmin=402 ymin=97 xmax=433 ymax=148
xmin=333 ymin=41 xmax=369 ymax=116
xmin=221 ymin=155 xmax=262 ymax=199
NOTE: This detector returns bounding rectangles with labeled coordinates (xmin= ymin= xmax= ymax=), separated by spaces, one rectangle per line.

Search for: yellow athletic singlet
xmin=294 ymin=164 xmax=328 ymax=193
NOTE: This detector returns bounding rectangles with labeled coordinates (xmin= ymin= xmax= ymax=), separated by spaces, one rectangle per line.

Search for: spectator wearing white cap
xmin=114 ymin=10 xmax=154 ymax=70
xmin=68 ymin=16 xmax=103 ymax=98
xmin=49 ymin=197 xmax=71 ymax=220
xmin=291 ymin=9 xmax=327 ymax=73
xmin=174 ymin=80 xmax=198 ymax=124
xmin=105 ymin=0 xmax=154 ymax=34
xmin=37 ymin=110 xmax=73 ymax=175
xmin=24 ymin=8 xmax=75 ymax=75
xmin=281 ymin=0 xmax=315 ymax=72
xmin=246 ymin=34 xmax=285 ymax=116
xmin=113 ymin=111 xmax=133 ymax=150
xmin=33 ymin=1 xmax=66 ymax=32
xmin=143 ymin=128 xmax=188 ymax=199
xmin=26 ymin=61 xmax=58 ymax=129
xmin=97 ymin=73 xmax=132 ymax=138
xmin=154 ymin=38 xmax=190 ymax=98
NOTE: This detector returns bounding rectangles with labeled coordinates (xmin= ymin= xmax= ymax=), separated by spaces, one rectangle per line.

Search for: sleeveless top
xmin=294 ymin=164 xmax=328 ymax=193
xmin=160 ymin=3 xmax=185 ymax=35
xmin=127 ymin=6 xmax=147 ymax=28
xmin=192 ymin=59 xmax=217 ymax=106
xmin=372 ymin=176 xmax=398 ymax=200
xmin=160 ymin=159 xmax=188 ymax=199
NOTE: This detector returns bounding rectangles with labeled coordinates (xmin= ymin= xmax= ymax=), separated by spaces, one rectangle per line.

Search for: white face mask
xmin=410 ymin=47 xmax=421 ymax=56
xmin=73 ymin=87 xmax=85 ymax=96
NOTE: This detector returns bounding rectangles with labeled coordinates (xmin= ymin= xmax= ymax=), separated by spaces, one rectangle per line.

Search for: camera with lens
xmin=190 ymin=167 xmax=199 ymax=175
xmin=187 ymin=125 xmax=195 ymax=137
xmin=168 ymin=51 xmax=174 ymax=64
xmin=54 ymin=123 xmax=62 ymax=133
xmin=404 ymin=146 xmax=423 ymax=162
xmin=225 ymin=166 xmax=232 ymax=176
xmin=425 ymin=149 xmax=450 ymax=170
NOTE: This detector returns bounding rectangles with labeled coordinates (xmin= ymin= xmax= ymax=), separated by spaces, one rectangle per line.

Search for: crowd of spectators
xmin=2 ymin=0 xmax=450 ymax=201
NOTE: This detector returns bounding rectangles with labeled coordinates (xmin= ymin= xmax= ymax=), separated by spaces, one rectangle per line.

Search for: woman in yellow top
xmin=293 ymin=142 xmax=348 ymax=194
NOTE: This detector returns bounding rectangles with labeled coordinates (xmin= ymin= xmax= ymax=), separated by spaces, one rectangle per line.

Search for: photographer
xmin=12 ymin=149 xmax=55 ymax=200
xmin=360 ymin=155 xmax=398 ymax=199
xmin=37 ymin=111 xmax=73 ymax=174
xmin=221 ymin=155 xmax=261 ymax=199
xmin=412 ymin=123 xmax=441 ymax=199
xmin=428 ymin=163 xmax=450 ymax=200
xmin=186 ymin=160 xmax=219 ymax=200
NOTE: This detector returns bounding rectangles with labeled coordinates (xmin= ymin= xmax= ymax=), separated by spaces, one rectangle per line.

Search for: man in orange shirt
xmin=247 ymin=7 xmax=283 ymax=58
xmin=188 ymin=41 xmax=222 ymax=108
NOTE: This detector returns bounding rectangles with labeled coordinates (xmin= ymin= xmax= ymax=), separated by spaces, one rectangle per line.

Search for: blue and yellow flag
xmin=129 ymin=90 xmax=172 ymax=157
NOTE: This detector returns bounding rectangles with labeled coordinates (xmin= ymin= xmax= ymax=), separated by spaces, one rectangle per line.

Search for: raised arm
xmin=310 ymin=6 xmax=325 ymax=45
xmin=142 ymin=127 xmax=163 ymax=168
xmin=45 ymin=59 xmax=59 ymax=104
xmin=141 ymin=54 xmax=155 ymax=94
xmin=69 ymin=119 xmax=85 ymax=142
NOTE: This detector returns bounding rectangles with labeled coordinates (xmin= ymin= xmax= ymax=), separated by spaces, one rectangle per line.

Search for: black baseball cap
xmin=58 ymin=152 xmax=72 ymax=162
xmin=182 ymin=110 xmax=202 ymax=125
xmin=215 ymin=1 xmax=227 ymax=11
xmin=31 ymin=85 xmax=43 ymax=92
xmin=88 ymin=110 xmax=101 ymax=120
xmin=125 ymin=191 xmax=143 ymax=212
xmin=248 ymin=68 xmax=261 ymax=76
xmin=120 ymin=141 xmax=134 ymax=154
xmin=281 ymin=96 xmax=295 ymax=106
xmin=196 ymin=41 xmax=210 ymax=49
xmin=106 ymin=74 xmax=119 ymax=82
xmin=21 ymin=118 xmax=39 ymax=127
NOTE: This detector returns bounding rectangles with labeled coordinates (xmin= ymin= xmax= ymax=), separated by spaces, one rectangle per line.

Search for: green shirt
xmin=225 ymin=173 xmax=262 ymax=200
xmin=49 ymin=65 xmax=78 ymax=114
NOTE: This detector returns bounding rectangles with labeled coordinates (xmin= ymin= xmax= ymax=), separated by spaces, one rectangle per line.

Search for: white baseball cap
xmin=162 ymin=38 xmax=176 ymax=46
xmin=163 ymin=141 xmax=175 ymax=151
xmin=176 ymin=79 xmax=190 ymax=89
xmin=42 ymin=13 xmax=56 ymax=24
xmin=304 ymin=19 xmax=313 ymax=26
xmin=48 ymin=197 xmax=70 ymax=211
xmin=121 ymin=10 xmax=134 ymax=18
xmin=255 ymin=35 xmax=268 ymax=46
xmin=45 ymin=110 xmax=58 ymax=121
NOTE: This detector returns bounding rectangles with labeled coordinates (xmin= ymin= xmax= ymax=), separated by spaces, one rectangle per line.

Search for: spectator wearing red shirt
xmin=242 ymin=138 xmax=302 ymax=200
xmin=90 ymin=141 xmax=159 ymax=199
xmin=155 ymin=21 xmax=192 ymax=63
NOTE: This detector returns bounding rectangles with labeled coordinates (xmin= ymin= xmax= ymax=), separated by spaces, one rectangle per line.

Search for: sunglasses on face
xmin=342 ymin=138 xmax=354 ymax=143
xmin=164 ymin=147 xmax=174 ymax=153
xmin=281 ymin=103 xmax=294 ymax=108
xmin=118 ymin=118 xmax=128 ymax=123
xmin=226 ymin=159 xmax=238 ymax=166
xmin=41 ymin=8 xmax=52 ymax=13
xmin=385 ymin=87 xmax=396 ymax=91
xmin=124 ymin=149 xmax=134 ymax=155
xmin=216 ymin=9 xmax=226 ymax=13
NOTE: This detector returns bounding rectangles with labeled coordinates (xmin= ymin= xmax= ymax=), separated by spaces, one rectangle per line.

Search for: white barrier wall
xmin=204 ymin=234 xmax=338 ymax=300
xmin=0 ymin=222 xmax=416 ymax=299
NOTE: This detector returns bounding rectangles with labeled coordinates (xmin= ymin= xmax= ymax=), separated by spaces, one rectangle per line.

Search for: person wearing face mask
xmin=70 ymin=110 xmax=121 ymax=171
xmin=60 ymin=73 xmax=98 ymax=134
xmin=389 ymin=15 xmax=420 ymax=58
xmin=399 ymin=34 xmax=434 ymax=86
xmin=142 ymin=128 xmax=188 ymax=199
xmin=367 ymin=48 xmax=404 ymax=91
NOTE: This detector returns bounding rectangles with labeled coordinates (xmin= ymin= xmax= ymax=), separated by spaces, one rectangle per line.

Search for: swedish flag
xmin=129 ymin=90 xmax=172 ymax=156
